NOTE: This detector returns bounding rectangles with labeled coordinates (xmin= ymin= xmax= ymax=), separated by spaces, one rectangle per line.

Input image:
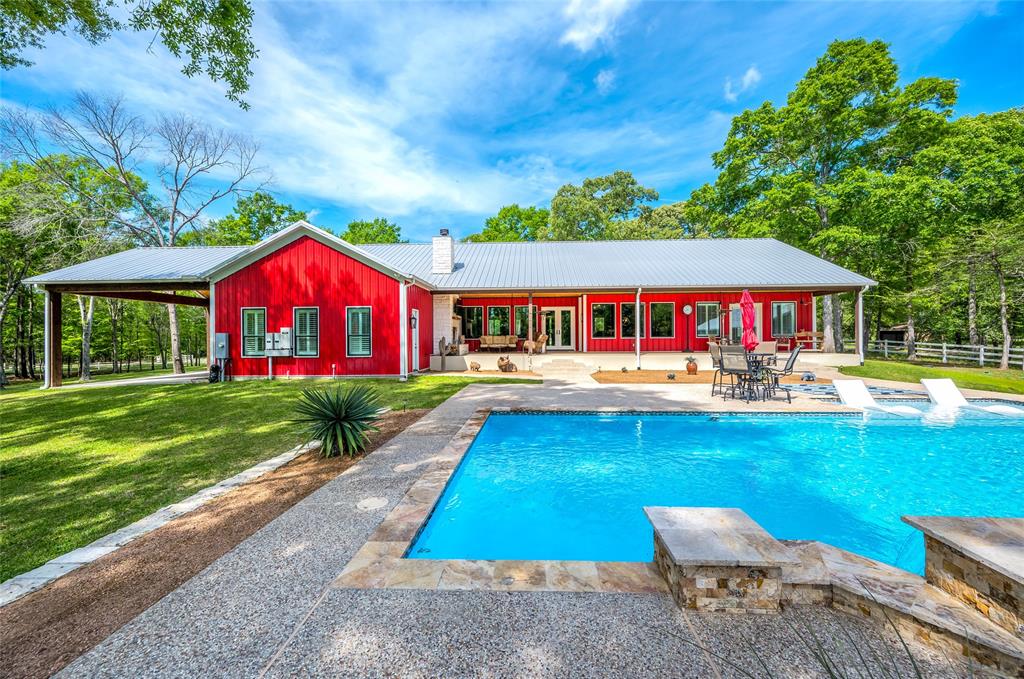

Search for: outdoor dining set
xmin=709 ymin=341 xmax=802 ymax=403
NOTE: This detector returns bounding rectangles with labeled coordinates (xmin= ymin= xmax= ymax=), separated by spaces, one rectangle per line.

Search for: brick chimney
xmin=432 ymin=228 xmax=454 ymax=275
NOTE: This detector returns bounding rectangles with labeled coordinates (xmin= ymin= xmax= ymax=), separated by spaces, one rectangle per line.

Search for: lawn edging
xmin=0 ymin=440 xmax=320 ymax=607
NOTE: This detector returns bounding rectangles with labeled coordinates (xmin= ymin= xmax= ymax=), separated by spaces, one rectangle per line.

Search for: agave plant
xmin=293 ymin=385 xmax=383 ymax=457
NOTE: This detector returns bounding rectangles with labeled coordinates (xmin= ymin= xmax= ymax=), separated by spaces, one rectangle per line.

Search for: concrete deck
xmin=54 ymin=382 xmax=976 ymax=678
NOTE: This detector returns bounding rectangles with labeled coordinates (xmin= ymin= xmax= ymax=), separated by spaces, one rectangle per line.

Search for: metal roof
xmin=361 ymin=239 xmax=875 ymax=291
xmin=24 ymin=246 xmax=250 ymax=285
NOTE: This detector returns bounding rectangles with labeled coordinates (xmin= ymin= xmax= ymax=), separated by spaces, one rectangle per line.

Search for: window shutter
xmin=347 ymin=308 xmax=371 ymax=356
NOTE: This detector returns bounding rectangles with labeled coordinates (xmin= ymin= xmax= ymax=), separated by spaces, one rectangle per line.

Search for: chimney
xmin=432 ymin=228 xmax=454 ymax=274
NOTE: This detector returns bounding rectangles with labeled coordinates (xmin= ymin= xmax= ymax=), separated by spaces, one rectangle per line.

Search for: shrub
xmin=293 ymin=385 xmax=382 ymax=457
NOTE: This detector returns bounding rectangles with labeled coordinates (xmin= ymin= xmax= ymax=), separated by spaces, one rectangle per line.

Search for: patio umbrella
xmin=740 ymin=289 xmax=759 ymax=352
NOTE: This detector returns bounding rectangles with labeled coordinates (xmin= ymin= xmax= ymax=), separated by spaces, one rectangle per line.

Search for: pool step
xmin=534 ymin=358 xmax=596 ymax=381
xmin=782 ymin=540 xmax=1024 ymax=675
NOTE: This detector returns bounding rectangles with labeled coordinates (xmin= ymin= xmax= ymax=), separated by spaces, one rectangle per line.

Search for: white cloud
xmin=724 ymin=64 xmax=762 ymax=102
xmin=561 ymin=0 xmax=637 ymax=52
xmin=594 ymin=69 xmax=616 ymax=95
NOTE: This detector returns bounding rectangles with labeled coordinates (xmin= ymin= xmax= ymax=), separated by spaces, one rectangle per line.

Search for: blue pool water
xmin=409 ymin=407 xmax=1023 ymax=573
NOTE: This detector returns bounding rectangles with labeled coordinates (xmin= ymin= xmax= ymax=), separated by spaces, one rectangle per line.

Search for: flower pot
xmin=686 ymin=360 xmax=698 ymax=375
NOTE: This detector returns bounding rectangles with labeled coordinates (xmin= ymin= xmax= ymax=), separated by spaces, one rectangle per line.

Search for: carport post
xmin=43 ymin=289 xmax=63 ymax=388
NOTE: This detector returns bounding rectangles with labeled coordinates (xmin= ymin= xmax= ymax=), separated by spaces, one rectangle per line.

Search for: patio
xmin=54 ymin=382 xmax=973 ymax=678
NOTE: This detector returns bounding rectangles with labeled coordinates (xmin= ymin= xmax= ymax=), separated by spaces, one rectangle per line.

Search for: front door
xmin=410 ymin=309 xmax=420 ymax=371
xmin=540 ymin=307 xmax=575 ymax=350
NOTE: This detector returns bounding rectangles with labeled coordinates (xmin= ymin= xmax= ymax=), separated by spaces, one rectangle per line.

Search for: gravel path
xmin=60 ymin=383 xmax=960 ymax=678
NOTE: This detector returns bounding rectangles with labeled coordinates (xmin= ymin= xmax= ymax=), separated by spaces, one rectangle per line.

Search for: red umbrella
xmin=740 ymin=289 xmax=759 ymax=352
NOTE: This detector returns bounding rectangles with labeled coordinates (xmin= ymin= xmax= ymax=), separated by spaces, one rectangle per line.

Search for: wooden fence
xmin=867 ymin=340 xmax=1024 ymax=369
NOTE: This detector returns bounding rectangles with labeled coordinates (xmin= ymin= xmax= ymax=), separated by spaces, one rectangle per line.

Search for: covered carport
xmin=24 ymin=246 xmax=250 ymax=388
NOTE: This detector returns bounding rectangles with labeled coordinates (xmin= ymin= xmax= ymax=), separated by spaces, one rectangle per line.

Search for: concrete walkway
xmin=56 ymin=370 xmax=209 ymax=389
xmin=60 ymin=383 xmax=960 ymax=678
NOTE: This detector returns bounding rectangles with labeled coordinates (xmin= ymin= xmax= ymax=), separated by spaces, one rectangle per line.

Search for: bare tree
xmin=2 ymin=93 xmax=265 ymax=373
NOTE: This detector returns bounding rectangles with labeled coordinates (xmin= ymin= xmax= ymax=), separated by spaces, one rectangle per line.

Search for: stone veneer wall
xmin=653 ymin=533 xmax=783 ymax=613
xmin=925 ymin=535 xmax=1023 ymax=641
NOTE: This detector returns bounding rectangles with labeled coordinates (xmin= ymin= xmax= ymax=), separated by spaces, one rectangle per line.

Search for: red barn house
xmin=26 ymin=221 xmax=874 ymax=386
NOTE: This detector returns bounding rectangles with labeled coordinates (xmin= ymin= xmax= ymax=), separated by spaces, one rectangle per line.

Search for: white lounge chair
xmin=920 ymin=379 xmax=1024 ymax=417
xmin=833 ymin=379 xmax=924 ymax=417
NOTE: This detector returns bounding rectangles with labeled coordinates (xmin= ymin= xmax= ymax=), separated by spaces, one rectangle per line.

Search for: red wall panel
xmin=215 ymin=236 xmax=402 ymax=376
xmin=408 ymin=283 xmax=433 ymax=371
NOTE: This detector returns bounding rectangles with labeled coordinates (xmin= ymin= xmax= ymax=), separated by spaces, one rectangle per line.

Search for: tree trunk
xmin=27 ymin=291 xmax=36 ymax=380
xmin=905 ymin=304 xmax=916 ymax=361
xmin=167 ymin=303 xmax=185 ymax=374
xmin=15 ymin=290 xmax=27 ymax=378
xmin=820 ymin=295 xmax=836 ymax=353
xmin=0 ymin=305 xmax=7 ymax=386
xmin=832 ymin=297 xmax=844 ymax=353
xmin=78 ymin=296 xmax=96 ymax=381
xmin=992 ymin=255 xmax=1011 ymax=370
xmin=107 ymin=299 xmax=122 ymax=373
xmin=967 ymin=258 xmax=979 ymax=346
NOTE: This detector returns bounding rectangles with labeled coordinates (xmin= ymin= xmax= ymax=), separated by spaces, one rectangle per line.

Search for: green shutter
xmin=242 ymin=309 xmax=266 ymax=357
xmin=347 ymin=307 xmax=371 ymax=357
xmin=294 ymin=308 xmax=318 ymax=356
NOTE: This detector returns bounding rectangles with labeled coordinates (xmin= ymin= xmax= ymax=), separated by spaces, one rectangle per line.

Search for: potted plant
xmin=685 ymin=356 xmax=698 ymax=375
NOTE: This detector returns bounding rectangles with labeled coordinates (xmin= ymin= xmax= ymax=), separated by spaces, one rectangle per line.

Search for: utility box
xmin=214 ymin=333 xmax=230 ymax=359
xmin=265 ymin=327 xmax=293 ymax=357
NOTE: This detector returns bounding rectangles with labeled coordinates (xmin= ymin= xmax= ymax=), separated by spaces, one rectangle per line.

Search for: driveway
xmin=59 ymin=383 xmax=958 ymax=678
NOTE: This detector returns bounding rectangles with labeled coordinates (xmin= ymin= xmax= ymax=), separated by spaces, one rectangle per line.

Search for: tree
xmin=690 ymin=38 xmax=956 ymax=352
xmin=2 ymin=93 xmax=265 ymax=374
xmin=182 ymin=192 xmax=306 ymax=245
xmin=1 ymin=0 xmax=258 ymax=107
xmin=340 ymin=218 xmax=403 ymax=244
xmin=463 ymin=204 xmax=549 ymax=242
xmin=547 ymin=170 xmax=658 ymax=240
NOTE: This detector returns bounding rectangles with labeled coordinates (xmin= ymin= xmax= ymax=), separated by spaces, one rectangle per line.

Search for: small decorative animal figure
xmin=621 ymin=366 xmax=628 ymax=373
xmin=497 ymin=356 xmax=518 ymax=372
xmin=667 ymin=372 xmax=676 ymax=380
xmin=469 ymin=361 xmax=481 ymax=372
xmin=801 ymin=372 xmax=816 ymax=382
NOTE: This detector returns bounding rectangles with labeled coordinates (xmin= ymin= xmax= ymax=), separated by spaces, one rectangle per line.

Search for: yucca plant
xmin=293 ymin=385 xmax=382 ymax=457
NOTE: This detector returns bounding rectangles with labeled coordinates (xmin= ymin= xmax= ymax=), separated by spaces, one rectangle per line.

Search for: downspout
xmin=635 ymin=287 xmax=642 ymax=370
xmin=399 ymin=280 xmax=409 ymax=381
xmin=856 ymin=285 xmax=866 ymax=366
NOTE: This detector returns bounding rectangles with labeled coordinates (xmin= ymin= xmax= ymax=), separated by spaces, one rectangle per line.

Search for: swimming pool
xmin=409 ymin=407 xmax=1023 ymax=573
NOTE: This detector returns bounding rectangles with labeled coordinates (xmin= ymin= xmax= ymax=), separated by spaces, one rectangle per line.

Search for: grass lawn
xmin=0 ymin=375 xmax=531 ymax=581
xmin=839 ymin=360 xmax=1024 ymax=395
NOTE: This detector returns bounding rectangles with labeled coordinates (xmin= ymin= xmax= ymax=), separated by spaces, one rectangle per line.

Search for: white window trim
xmin=590 ymin=302 xmax=617 ymax=339
xmin=293 ymin=306 xmax=320 ymax=358
xmin=513 ymin=304 xmax=536 ymax=340
xmin=695 ymin=301 xmax=721 ymax=339
xmin=771 ymin=300 xmax=798 ymax=338
xmin=619 ymin=301 xmax=645 ymax=338
xmin=486 ymin=305 xmax=512 ymax=336
xmin=463 ymin=305 xmax=484 ymax=339
xmin=649 ymin=302 xmax=675 ymax=339
xmin=345 ymin=305 xmax=373 ymax=358
xmin=241 ymin=307 xmax=266 ymax=357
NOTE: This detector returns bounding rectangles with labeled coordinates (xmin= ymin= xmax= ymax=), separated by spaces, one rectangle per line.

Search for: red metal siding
xmin=408 ymin=284 xmax=433 ymax=371
xmin=584 ymin=291 xmax=815 ymax=352
xmin=214 ymin=236 xmax=402 ymax=376
xmin=458 ymin=295 xmax=581 ymax=351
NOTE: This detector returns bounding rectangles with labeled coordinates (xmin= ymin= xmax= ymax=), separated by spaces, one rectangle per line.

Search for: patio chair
xmin=522 ymin=334 xmax=548 ymax=355
xmin=763 ymin=346 xmax=801 ymax=403
xmin=833 ymin=380 xmax=923 ymax=417
xmin=754 ymin=341 xmax=778 ymax=365
xmin=708 ymin=341 xmax=724 ymax=396
xmin=719 ymin=351 xmax=763 ymax=402
xmin=920 ymin=379 xmax=1023 ymax=417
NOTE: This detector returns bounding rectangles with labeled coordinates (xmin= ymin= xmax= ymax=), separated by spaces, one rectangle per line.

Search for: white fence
xmin=867 ymin=340 xmax=1024 ymax=369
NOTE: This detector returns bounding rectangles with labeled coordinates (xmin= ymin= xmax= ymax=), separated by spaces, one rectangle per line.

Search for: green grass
xmin=839 ymin=359 xmax=1024 ymax=395
xmin=0 ymin=375 xmax=531 ymax=581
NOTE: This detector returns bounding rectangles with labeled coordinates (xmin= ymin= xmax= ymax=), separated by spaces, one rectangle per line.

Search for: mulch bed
xmin=592 ymin=370 xmax=830 ymax=385
xmin=0 ymin=409 xmax=428 ymax=679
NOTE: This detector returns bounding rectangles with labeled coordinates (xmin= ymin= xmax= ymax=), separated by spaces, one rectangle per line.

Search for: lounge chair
xmin=833 ymin=379 xmax=924 ymax=417
xmin=920 ymin=379 xmax=1023 ymax=417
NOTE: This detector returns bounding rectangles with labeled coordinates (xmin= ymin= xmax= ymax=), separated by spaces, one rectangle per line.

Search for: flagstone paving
xmin=59 ymin=383 xmax=969 ymax=678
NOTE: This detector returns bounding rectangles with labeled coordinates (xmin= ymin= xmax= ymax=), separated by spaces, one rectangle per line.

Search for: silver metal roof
xmin=24 ymin=246 xmax=250 ymax=285
xmin=361 ymin=239 xmax=874 ymax=291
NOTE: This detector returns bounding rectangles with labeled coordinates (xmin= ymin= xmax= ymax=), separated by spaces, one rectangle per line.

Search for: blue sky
xmin=2 ymin=0 xmax=1022 ymax=242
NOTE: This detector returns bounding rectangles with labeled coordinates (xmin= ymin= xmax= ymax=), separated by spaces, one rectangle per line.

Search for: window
xmin=620 ymin=302 xmax=645 ymax=338
xmin=772 ymin=302 xmax=796 ymax=337
xmin=650 ymin=302 xmax=675 ymax=338
xmin=591 ymin=303 xmax=616 ymax=338
xmin=729 ymin=303 xmax=762 ymax=342
xmin=514 ymin=305 xmax=535 ymax=339
xmin=695 ymin=302 xmax=720 ymax=338
xmin=487 ymin=306 xmax=510 ymax=335
xmin=462 ymin=306 xmax=483 ymax=339
xmin=294 ymin=307 xmax=319 ymax=356
xmin=241 ymin=308 xmax=266 ymax=357
xmin=346 ymin=307 xmax=371 ymax=357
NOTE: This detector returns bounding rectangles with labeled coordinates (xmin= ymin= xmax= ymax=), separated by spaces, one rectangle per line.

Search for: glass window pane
xmin=462 ymin=307 xmax=483 ymax=339
xmin=514 ymin=306 xmax=534 ymax=339
xmin=620 ymin=303 xmax=645 ymax=338
xmin=650 ymin=303 xmax=674 ymax=338
xmin=696 ymin=303 xmax=720 ymax=338
xmin=772 ymin=302 xmax=796 ymax=336
xmin=591 ymin=303 xmax=615 ymax=338
xmin=487 ymin=306 xmax=510 ymax=335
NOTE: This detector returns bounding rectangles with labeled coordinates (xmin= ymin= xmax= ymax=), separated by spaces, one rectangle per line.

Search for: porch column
xmin=582 ymin=294 xmax=588 ymax=352
xmin=398 ymin=281 xmax=409 ymax=381
xmin=527 ymin=292 xmax=533 ymax=342
xmin=635 ymin=288 xmax=642 ymax=370
xmin=811 ymin=295 xmax=818 ymax=350
xmin=44 ymin=289 xmax=62 ymax=388
xmin=855 ymin=287 xmax=865 ymax=365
